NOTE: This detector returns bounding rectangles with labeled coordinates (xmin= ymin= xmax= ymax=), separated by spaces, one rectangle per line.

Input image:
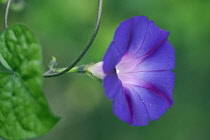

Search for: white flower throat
xmin=116 ymin=69 xmax=120 ymax=74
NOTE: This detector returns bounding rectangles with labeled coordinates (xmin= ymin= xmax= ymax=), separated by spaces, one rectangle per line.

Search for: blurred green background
xmin=0 ymin=0 xmax=210 ymax=140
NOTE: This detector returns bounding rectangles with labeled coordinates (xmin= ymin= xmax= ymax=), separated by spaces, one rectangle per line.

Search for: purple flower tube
xmin=87 ymin=16 xmax=175 ymax=126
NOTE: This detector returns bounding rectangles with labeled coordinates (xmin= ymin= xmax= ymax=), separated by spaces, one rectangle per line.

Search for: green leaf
xmin=0 ymin=25 xmax=59 ymax=140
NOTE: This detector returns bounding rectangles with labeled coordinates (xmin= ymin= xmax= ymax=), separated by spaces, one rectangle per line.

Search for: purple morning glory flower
xmin=87 ymin=16 xmax=175 ymax=126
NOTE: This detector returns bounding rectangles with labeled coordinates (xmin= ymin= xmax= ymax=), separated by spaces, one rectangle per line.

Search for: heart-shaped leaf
xmin=0 ymin=25 xmax=59 ymax=140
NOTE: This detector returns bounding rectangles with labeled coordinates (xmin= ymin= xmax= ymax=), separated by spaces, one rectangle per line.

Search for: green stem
xmin=4 ymin=0 xmax=12 ymax=29
xmin=54 ymin=66 xmax=83 ymax=73
xmin=44 ymin=65 xmax=88 ymax=76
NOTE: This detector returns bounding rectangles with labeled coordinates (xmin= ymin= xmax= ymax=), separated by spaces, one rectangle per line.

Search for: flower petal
xmin=103 ymin=18 xmax=133 ymax=74
xmin=103 ymin=74 xmax=121 ymax=100
xmin=103 ymin=42 xmax=123 ymax=74
xmin=127 ymin=17 xmax=169 ymax=58
xmin=125 ymin=88 xmax=149 ymax=126
xmin=136 ymin=40 xmax=175 ymax=71
xmin=130 ymin=85 xmax=171 ymax=121
xmin=113 ymin=18 xmax=133 ymax=54
xmin=113 ymin=83 xmax=172 ymax=126
xmin=126 ymin=16 xmax=149 ymax=55
xmin=121 ymin=71 xmax=174 ymax=106
xmin=113 ymin=86 xmax=150 ymax=126
xmin=138 ymin=71 xmax=174 ymax=105
xmin=112 ymin=88 xmax=131 ymax=124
